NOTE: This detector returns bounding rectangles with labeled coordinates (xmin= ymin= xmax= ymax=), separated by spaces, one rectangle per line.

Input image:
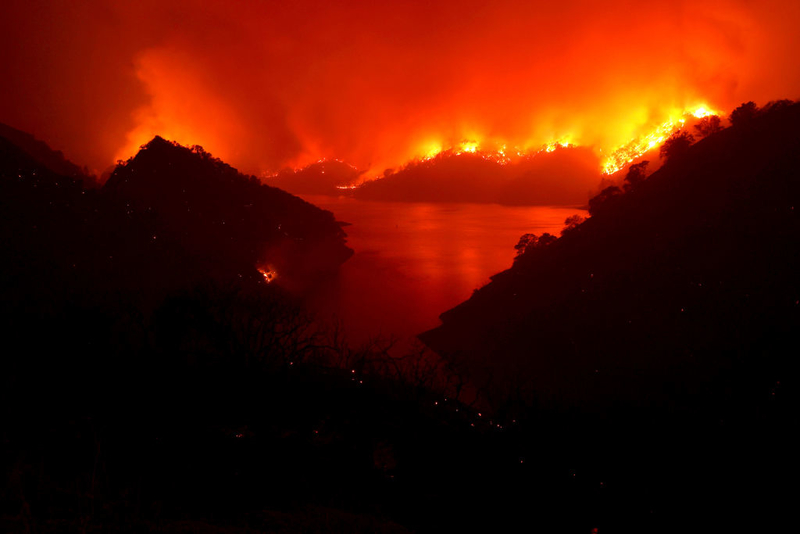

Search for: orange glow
xmin=458 ymin=141 xmax=479 ymax=154
xmin=258 ymin=266 xmax=277 ymax=283
xmin=1 ymin=1 xmax=798 ymax=180
xmin=600 ymin=105 xmax=720 ymax=174
xmin=387 ymin=104 xmax=718 ymax=180
xmin=690 ymin=106 xmax=716 ymax=119
xmin=415 ymin=140 xmax=515 ymax=167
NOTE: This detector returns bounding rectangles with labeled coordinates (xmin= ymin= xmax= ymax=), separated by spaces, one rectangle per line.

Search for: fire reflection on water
xmin=302 ymin=196 xmax=586 ymax=345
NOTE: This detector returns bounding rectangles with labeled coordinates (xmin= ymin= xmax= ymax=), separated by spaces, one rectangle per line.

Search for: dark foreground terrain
xmin=2 ymin=104 xmax=798 ymax=533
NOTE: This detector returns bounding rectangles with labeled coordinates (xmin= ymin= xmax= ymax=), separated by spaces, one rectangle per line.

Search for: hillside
xmin=0 ymin=122 xmax=96 ymax=187
xmin=353 ymin=145 xmax=601 ymax=205
xmin=421 ymin=101 xmax=800 ymax=409
xmin=266 ymin=159 xmax=364 ymax=196
xmin=103 ymin=137 xmax=353 ymax=286
xmin=3 ymin=113 xmax=797 ymax=533
xmin=412 ymin=102 xmax=800 ymax=531
xmin=1 ymin=128 xmax=602 ymax=534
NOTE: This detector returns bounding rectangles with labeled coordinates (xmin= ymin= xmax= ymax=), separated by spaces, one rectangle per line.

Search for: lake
xmin=301 ymin=195 xmax=586 ymax=346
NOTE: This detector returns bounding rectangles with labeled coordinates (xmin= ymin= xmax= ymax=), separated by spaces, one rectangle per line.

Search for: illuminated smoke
xmin=1 ymin=0 xmax=799 ymax=179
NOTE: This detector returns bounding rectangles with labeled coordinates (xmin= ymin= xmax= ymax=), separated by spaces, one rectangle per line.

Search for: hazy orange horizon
xmin=2 ymin=0 xmax=799 ymax=177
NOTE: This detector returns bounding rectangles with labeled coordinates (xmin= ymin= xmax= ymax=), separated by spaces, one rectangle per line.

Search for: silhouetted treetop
xmin=693 ymin=115 xmax=722 ymax=137
xmin=659 ymin=130 xmax=695 ymax=162
xmin=622 ymin=160 xmax=649 ymax=192
xmin=730 ymin=101 xmax=759 ymax=126
xmin=514 ymin=232 xmax=557 ymax=260
xmin=561 ymin=214 xmax=586 ymax=235
xmin=587 ymin=185 xmax=622 ymax=216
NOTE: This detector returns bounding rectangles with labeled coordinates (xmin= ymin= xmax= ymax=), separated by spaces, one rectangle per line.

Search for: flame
xmin=394 ymin=104 xmax=721 ymax=179
xmin=600 ymin=104 xmax=720 ymax=174
xmin=6 ymin=0 xmax=797 ymax=179
xmin=415 ymin=139 xmax=516 ymax=166
xmin=690 ymin=106 xmax=716 ymax=119
xmin=600 ymin=116 xmax=685 ymax=175
xmin=258 ymin=266 xmax=277 ymax=283
xmin=458 ymin=141 xmax=479 ymax=154
xmin=542 ymin=139 xmax=574 ymax=153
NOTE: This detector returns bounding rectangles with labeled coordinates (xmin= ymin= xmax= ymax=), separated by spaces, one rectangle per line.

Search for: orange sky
xmin=2 ymin=0 xmax=799 ymax=176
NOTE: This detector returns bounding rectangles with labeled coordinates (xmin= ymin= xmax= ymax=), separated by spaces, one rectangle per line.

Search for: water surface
xmin=302 ymin=195 xmax=586 ymax=344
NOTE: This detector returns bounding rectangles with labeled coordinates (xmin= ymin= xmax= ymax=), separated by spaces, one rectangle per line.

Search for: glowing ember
xmin=257 ymin=267 xmax=277 ymax=283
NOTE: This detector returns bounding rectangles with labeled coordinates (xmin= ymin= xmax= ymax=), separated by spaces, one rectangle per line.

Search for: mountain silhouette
xmin=266 ymin=158 xmax=364 ymax=195
xmin=2 ymin=111 xmax=797 ymax=533
xmin=353 ymin=145 xmax=601 ymax=205
xmin=0 ymin=122 xmax=96 ymax=187
xmin=421 ymin=101 xmax=800 ymax=410
xmin=103 ymin=136 xmax=353 ymax=286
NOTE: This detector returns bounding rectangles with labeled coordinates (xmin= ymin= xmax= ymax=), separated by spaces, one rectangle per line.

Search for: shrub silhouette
xmin=659 ymin=130 xmax=695 ymax=162
xmin=693 ymin=115 xmax=722 ymax=137
xmin=730 ymin=101 xmax=759 ymax=126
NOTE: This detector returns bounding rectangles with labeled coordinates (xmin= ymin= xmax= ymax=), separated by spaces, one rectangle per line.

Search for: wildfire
xmin=542 ymin=140 xmax=574 ymax=153
xmin=404 ymin=105 xmax=722 ymax=178
xmin=416 ymin=138 xmax=574 ymax=167
xmin=271 ymin=104 xmax=722 ymax=187
xmin=690 ymin=106 xmax=715 ymax=119
xmin=258 ymin=266 xmax=277 ymax=283
xmin=600 ymin=105 xmax=720 ymax=174
xmin=415 ymin=140 xmax=516 ymax=166
xmin=458 ymin=141 xmax=479 ymax=154
xmin=403 ymin=135 xmax=581 ymax=176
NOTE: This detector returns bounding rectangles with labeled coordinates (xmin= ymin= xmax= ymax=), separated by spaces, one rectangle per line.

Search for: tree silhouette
xmin=623 ymin=160 xmax=649 ymax=192
xmin=660 ymin=131 xmax=694 ymax=162
xmin=514 ymin=232 xmax=556 ymax=258
xmin=693 ymin=115 xmax=722 ymax=137
xmin=762 ymin=99 xmax=794 ymax=115
xmin=561 ymin=214 xmax=586 ymax=235
xmin=730 ymin=101 xmax=759 ymax=126
xmin=588 ymin=185 xmax=622 ymax=216
xmin=514 ymin=233 xmax=538 ymax=257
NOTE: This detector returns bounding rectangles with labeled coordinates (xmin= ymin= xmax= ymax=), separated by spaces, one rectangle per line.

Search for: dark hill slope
xmin=355 ymin=152 xmax=502 ymax=203
xmin=266 ymin=159 xmax=363 ymax=195
xmin=0 ymin=134 xmax=98 ymax=306
xmin=1 ymin=133 xmax=353 ymax=303
xmin=353 ymin=146 xmax=600 ymax=205
xmin=421 ymin=102 xmax=800 ymax=409
xmin=103 ymin=137 xmax=353 ymax=285
xmin=0 ymin=122 xmax=95 ymax=186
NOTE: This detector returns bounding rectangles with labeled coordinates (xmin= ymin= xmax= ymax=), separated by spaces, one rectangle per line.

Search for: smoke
xmin=1 ymin=0 xmax=799 ymax=175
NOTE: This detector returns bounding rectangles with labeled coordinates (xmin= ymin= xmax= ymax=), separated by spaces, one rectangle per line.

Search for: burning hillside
xmin=2 ymin=1 xmax=798 ymax=182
